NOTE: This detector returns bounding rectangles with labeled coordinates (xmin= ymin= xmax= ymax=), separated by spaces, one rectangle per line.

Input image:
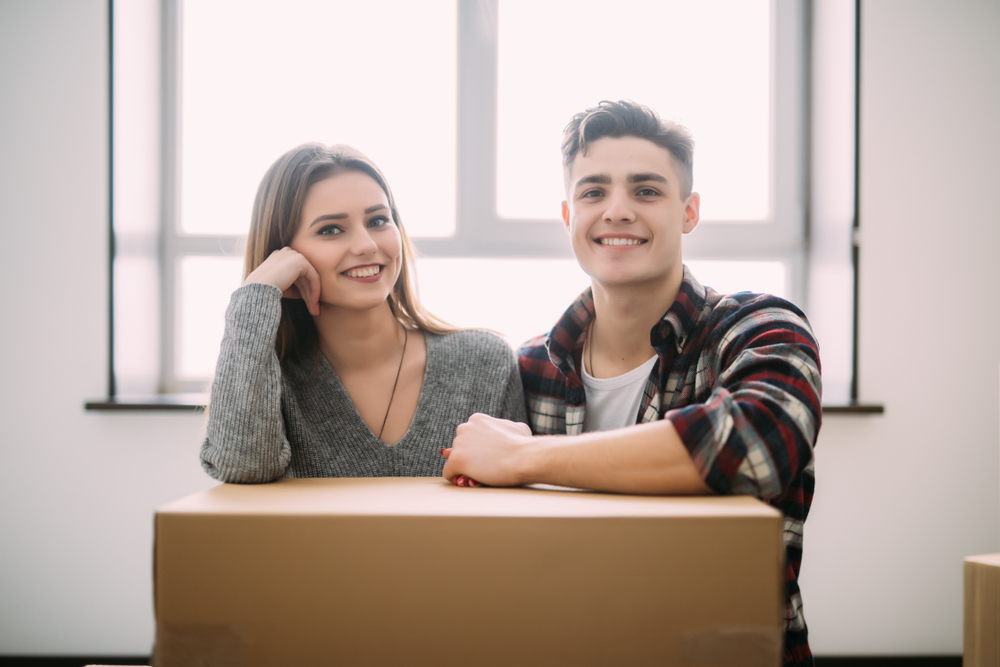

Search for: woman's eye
xmin=367 ymin=215 xmax=391 ymax=228
xmin=317 ymin=224 xmax=343 ymax=236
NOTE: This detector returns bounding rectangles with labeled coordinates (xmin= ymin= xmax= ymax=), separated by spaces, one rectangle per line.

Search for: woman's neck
xmin=313 ymin=300 xmax=403 ymax=373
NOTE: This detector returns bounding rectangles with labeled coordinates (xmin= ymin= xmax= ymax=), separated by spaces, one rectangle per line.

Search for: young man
xmin=441 ymin=100 xmax=821 ymax=666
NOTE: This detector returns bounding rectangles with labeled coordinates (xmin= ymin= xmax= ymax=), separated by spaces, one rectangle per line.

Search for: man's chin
xmin=590 ymin=271 xmax=666 ymax=291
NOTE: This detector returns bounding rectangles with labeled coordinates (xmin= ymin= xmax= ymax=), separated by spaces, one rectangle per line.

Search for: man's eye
xmin=581 ymin=189 xmax=603 ymax=198
xmin=637 ymin=188 xmax=659 ymax=197
xmin=317 ymin=224 xmax=343 ymax=236
xmin=367 ymin=215 xmax=391 ymax=228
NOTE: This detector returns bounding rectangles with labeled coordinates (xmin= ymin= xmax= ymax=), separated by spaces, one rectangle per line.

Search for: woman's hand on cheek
xmin=243 ymin=247 xmax=323 ymax=316
xmin=441 ymin=414 xmax=534 ymax=488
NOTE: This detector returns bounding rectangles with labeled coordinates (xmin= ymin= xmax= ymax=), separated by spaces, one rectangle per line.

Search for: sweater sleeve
xmin=665 ymin=301 xmax=822 ymax=499
xmin=200 ymin=282 xmax=292 ymax=483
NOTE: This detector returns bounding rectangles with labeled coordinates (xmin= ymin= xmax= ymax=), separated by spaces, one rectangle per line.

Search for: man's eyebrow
xmin=628 ymin=172 xmax=669 ymax=185
xmin=573 ymin=173 xmax=612 ymax=190
xmin=309 ymin=204 xmax=388 ymax=228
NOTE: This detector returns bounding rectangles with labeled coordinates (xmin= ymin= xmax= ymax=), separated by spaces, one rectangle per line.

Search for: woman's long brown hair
xmin=244 ymin=143 xmax=457 ymax=362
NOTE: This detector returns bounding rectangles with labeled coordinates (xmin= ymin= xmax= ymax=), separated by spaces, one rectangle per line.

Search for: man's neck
xmin=588 ymin=265 xmax=684 ymax=379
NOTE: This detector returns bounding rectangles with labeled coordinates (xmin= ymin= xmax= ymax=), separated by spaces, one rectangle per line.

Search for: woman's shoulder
xmin=425 ymin=329 xmax=516 ymax=366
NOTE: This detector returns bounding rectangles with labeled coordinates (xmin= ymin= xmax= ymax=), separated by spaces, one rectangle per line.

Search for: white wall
xmin=0 ymin=0 xmax=997 ymax=657
xmin=0 ymin=0 xmax=214 ymax=654
xmin=802 ymin=0 xmax=1000 ymax=655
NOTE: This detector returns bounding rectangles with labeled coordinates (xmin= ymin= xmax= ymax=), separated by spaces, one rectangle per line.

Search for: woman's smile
xmin=341 ymin=263 xmax=384 ymax=282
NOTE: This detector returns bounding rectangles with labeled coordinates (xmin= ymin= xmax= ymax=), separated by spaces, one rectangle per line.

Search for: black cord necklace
xmin=587 ymin=319 xmax=595 ymax=378
xmin=378 ymin=325 xmax=408 ymax=441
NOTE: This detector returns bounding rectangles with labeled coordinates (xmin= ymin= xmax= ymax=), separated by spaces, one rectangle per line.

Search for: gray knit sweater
xmin=200 ymin=283 xmax=528 ymax=482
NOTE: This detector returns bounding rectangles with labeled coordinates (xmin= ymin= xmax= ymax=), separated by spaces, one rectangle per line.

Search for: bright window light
xmin=177 ymin=256 xmax=244 ymax=380
xmin=685 ymin=260 xmax=787 ymax=298
xmin=415 ymin=258 xmax=785 ymax=351
xmin=416 ymin=258 xmax=592 ymax=349
xmin=496 ymin=0 xmax=771 ymax=222
xmin=181 ymin=0 xmax=457 ymax=238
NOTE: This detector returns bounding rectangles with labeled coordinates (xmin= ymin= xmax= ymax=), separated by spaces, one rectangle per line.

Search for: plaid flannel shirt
xmin=518 ymin=266 xmax=822 ymax=667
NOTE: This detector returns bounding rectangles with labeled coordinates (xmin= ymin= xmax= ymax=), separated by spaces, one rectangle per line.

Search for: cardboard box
xmin=154 ymin=478 xmax=784 ymax=667
xmin=964 ymin=553 xmax=1000 ymax=667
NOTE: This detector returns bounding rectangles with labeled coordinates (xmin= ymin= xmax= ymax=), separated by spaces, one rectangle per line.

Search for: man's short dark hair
xmin=562 ymin=100 xmax=695 ymax=198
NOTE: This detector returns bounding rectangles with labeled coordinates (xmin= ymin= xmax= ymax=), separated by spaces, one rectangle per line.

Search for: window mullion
xmin=455 ymin=0 xmax=499 ymax=245
xmin=160 ymin=0 xmax=181 ymax=394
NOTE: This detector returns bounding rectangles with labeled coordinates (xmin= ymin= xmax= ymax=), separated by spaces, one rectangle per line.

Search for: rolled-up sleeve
xmin=666 ymin=303 xmax=822 ymax=498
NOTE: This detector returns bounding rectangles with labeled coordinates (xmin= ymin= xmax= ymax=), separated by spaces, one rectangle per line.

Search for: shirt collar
xmin=544 ymin=287 xmax=594 ymax=380
xmin=543 ymin=264 xmax=707 ymax=372
xmin=654 ymin=264 xmax=707 ymax=354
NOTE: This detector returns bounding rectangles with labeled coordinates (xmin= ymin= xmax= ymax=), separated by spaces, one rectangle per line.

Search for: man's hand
xmin=441 ymin=414 xmax=534 ymax=487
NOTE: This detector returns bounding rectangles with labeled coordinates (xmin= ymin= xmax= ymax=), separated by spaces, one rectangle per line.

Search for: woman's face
xmin=289 ymin=170 xmax=403 ymax=313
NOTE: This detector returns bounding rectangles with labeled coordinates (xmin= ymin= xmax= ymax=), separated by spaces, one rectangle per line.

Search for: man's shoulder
xmin=701 ymin=289 xmax=813 ymax=337
xmin=691 ymin=288 xmax=820 ymax=375
xmin=705 ymin=288 xmax=802 ymax=315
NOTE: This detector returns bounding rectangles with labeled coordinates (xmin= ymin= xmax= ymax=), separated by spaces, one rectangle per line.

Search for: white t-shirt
xmin=581 ymin=354 xmax=659 ymax=432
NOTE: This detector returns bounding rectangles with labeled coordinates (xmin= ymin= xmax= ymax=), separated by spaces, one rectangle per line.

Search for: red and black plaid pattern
xmin=518 ymin=266 xmax=822 ymax=667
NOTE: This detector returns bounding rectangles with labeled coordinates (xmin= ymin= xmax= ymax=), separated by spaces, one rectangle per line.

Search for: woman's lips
xmin=341 ymin=264 xmax=383 ymax=282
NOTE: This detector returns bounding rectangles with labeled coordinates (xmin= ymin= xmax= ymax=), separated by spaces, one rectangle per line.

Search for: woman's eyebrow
xmin=309 ymin=204 xmax=389 ymax=228
xmin=309 ymin=213 xmax=346 ymax=227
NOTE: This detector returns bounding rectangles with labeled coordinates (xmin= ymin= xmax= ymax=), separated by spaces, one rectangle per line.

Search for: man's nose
xmin=603 ymin=188 xmax=635 ymax=223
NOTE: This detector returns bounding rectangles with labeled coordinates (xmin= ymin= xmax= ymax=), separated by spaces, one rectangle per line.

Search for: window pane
xmin=181 ymin=0 xmax=457 ymax=237
xmin=417 ymin=259 xmax=785 ymax=353
xmin=416 ymin=258 xmax=591 ymax=348
xmin=685 ymin=260 xmax=787 ymax=298
xmin=177 ymin=256 xmax=244 ymax=380
xmin=113 ymin=256 xmax=160 ymax=395
xmin=496 ymin=0 xmax=771 ymax=222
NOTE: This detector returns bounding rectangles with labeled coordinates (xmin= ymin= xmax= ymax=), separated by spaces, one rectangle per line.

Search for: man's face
xmin=562 ymin=136 xmax=699 ymax=290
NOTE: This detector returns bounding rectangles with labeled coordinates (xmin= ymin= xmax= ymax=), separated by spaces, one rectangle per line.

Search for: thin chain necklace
xmin=378 ymin=325 xmax=408 ymax=441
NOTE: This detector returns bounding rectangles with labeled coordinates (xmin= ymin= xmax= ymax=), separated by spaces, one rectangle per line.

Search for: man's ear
xmin=682 ymin=193 xmax=701 ymax=234
xmin=561 ymin=201 xmax=570 ymax=231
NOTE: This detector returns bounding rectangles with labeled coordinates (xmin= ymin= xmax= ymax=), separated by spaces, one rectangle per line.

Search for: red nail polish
xmin=440 ymin=448 xmax=446 ymax=455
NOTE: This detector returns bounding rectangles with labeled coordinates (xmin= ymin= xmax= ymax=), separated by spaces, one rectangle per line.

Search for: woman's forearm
xmin=200 ymin=283 xmax=291 ymax=483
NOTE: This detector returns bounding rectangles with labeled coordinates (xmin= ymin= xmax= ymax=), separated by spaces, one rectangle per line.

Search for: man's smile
xmin=593 ymin=235 xmax=648 ymax=246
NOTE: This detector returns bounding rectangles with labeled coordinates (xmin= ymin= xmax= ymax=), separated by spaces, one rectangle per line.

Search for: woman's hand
xmin=441 ymin=414 xmax=535 ymax=487
xmin=243 ymin=247 xmax=322 ymax=316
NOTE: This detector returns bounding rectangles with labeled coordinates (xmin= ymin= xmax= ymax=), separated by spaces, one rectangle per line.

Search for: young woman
xmin=200 ymin=143 xmax=526 ymax=482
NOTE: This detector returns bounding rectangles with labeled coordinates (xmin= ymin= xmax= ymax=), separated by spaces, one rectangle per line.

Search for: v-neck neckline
xmin=315 ymin=332 xmax=434 ymax=448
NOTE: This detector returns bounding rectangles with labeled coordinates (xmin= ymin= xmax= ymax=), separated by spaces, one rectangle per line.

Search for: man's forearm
xmin=519 ymin=420 xmax=712 ymax=495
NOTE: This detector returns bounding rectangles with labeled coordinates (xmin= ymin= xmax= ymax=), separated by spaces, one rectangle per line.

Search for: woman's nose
xmin=350 ymin=229 xmax=378 ymax=255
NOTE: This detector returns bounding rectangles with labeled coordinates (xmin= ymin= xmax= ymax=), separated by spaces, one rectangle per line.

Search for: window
xmin=104 ymin=0 xmax=858 ymax=407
